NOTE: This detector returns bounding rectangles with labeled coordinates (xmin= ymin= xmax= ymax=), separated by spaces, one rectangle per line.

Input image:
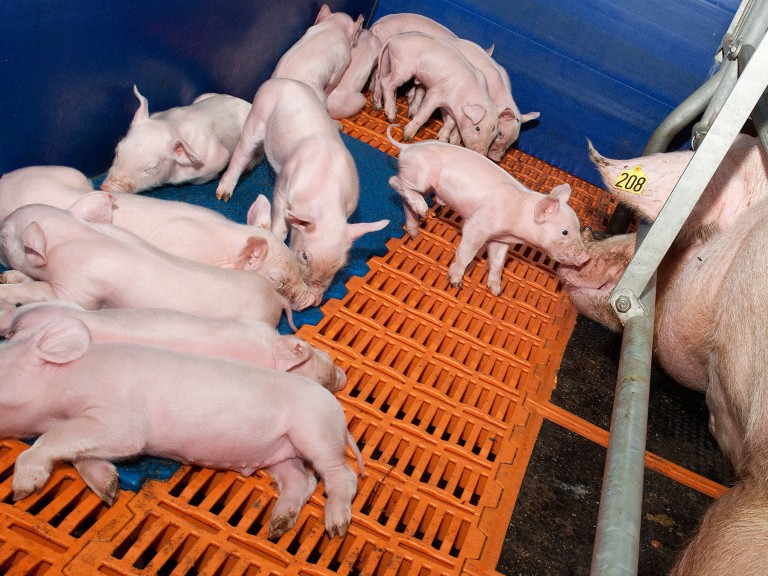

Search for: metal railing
xmin=590 ymin=0 xmax=768 ymax=573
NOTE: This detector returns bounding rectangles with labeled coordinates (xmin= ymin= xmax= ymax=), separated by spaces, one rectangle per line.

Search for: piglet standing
xmin=101 ymin=87 xmax=252 ymax=193
xmin=0 ymin=194 xmax=293 ymax=329
xmin=326 ymin=28 xmax=381 ymax=119
xmin=423 ymin=38 xmax=540 ymax=161
xmin=387 ymin=125 xmax=588 ymax=294
xmin=2 ymin=302 xmax=346 ymax=392
xmin=368 ymin=12 xmax=458 ymax=105
xmin=1 ymin=316 xmax=363 ymax=538
xmin=217 ymin=79 xmax=389 ymax=305
xmin=271 ymin=4 xmax=364 ymax=107
xmin=375 ymin=32 xmax=500 ymax=158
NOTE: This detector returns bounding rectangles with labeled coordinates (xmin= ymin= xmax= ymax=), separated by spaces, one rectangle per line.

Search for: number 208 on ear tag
xmin=614 ymin=166 xmax=648 ymax=194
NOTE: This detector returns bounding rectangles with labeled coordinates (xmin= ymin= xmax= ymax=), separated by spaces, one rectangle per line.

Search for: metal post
xmin=590 ymin=258 xmax=655 ymax=576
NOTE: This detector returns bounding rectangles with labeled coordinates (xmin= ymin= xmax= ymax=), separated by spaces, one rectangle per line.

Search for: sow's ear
xmin=32 ymin=317 xmax=91 ymax=365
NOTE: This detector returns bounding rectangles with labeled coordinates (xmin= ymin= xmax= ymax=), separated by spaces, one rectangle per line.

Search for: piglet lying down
xmin=2 ymin=316 xmax=364 ymax=539
xmin=1 ymin=301 xmax=347 ymax=393
xmin=0 ymin=194 xmax=292 ymax=328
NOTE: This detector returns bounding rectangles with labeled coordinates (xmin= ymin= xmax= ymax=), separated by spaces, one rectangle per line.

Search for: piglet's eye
xmin=475 ymin=126 xmax=481 ymax=132
xmin=561 ymin=229 xmax=569 ymax=236
xmin=299 ymin=251 xmax=309 ymax=263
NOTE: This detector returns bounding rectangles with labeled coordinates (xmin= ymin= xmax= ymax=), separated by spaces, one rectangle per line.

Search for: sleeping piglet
xmin=1 ymin=301 xmax=346 ymax=392
xmin=101 ymin=87 xmax=252 ymax=193
xmin=1 ymin=316 xmax=363 ymax=538
xmin=0 ymin=194 xmax=293 ymax=328
xmin=387 ymin=126 xmax=589 ymax=294
xmin=0 ymin=166 xmax=313 ymax=310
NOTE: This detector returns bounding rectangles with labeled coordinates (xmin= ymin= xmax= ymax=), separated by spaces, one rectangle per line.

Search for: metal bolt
xmin=727 ymin=39 xmax=742 ymax=61
xmin=615 ymin=295 xmax=632 ymax=313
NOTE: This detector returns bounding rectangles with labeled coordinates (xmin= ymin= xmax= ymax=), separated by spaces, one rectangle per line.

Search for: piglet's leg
xmin=403 ymin=91 xmax=440 ymax=141
xmin=73 ymin=458 xmax=120 ymax=506
xmin=437 ymin=114 xmax=457 ymax=142
xmin=318 ymin=463 xmax=358 ymax=538
xmin=448 ymin=222 xmax=487 ymax=289
xmin=0 ymin=281 xmax=57 ymax=306
xmin=485 ymin=241 xmax=510 ymax=296
xmin=388 ymin=175 xmax=427 ymax=237
xmin=0 ymin=270 xmax=36 ymax=284
xmin=216 ymin=118 xmax=266 ymax=202
xmin=12 ymin=417 xmax=140 ymax=503
xmin=267 ymin=458 xmax=318 ymax=539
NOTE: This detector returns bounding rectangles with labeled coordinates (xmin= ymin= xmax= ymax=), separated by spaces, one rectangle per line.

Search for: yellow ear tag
xmin=613 ymin=166 xmax=648 ymax=194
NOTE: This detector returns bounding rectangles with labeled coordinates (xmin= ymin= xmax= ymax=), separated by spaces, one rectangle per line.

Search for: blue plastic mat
xmin=5 ymin=132 xmax=405 ymax=491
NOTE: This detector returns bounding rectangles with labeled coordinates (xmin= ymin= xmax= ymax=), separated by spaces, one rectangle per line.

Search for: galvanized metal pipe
xmin=738 ymin=43 xmax=768 ymax=153
xmin=590 ymin=262 xmax=655 ymax=576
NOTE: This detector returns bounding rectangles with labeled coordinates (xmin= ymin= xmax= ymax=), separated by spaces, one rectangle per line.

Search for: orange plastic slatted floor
xmin=0 ymin=97 xmax=723 ymax=575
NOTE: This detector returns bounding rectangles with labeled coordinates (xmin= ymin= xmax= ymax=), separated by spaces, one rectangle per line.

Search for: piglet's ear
xmin=349 ymin=14 xmax=364 ymax=44
xmin=347 ymin=219 xmax=389 ymax=242
xmin=131 ymin=85 xmax=150 ymax=125
xmin=21 ymin=222 xmax=48 ymax=267
xmin=246 ymin=195 xmax=272 ymax=228
xmin=534 ymin=195 xmax=561 ymax=224
xmin=462 ymin=104 xmax=487 ymax=126
xmin=315 ymin=4 xmax=331 ymax=23
xmin=67 ymin=192 xmax=115 ymax=224
xmin=236 ymin=236 xmax=268 ymax=271
xmin=33 ymin=318 xmax=91 ymax=365
xmin=549 ymin=183 xmax=572 ymax=203
xmin=173 ymin=138 xmax=202 ymax=167
xmin=285 ymin=210 xmax=316 ymax=233
xmin=273 ymin=336 xmax=312 ymax=371
xmin=521 ymin=111 xmax=541 ymax=124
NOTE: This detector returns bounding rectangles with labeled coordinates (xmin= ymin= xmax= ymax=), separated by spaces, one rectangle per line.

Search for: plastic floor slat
xmin=0 ymin=94 xmax=723 ymax=575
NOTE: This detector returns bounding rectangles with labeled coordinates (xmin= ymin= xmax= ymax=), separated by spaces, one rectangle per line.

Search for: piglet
xmin=369 ymin=12 xmax=458 ymax=41
xmin=418 ymin=38 xmax=540 ymax=161
xmin=271 ymin=4 xmax=364 ymax=107
xmin=217 ymin=79 xmax=389 ymax=304
xmin=375 ymin=32 xmax=500 ymax=157
xmin=368 ymin=12 xmax=458 ymax=104
xmin=0 ymin=194 xmax=293 ymax=328
xmin=1 ymin=301 xmax=346 ymax=392
xmin=326 ymin=28 xmax=381 ymax=119
xmin=1 ymin=316 xmax=363 ymax=538
xmin=387 ymin=126 xmax=588 ymax=294
xmin=101 ymin=88 xmax=252 ymax=193
xmin=0 ymin=166 xmax=313 ymax=310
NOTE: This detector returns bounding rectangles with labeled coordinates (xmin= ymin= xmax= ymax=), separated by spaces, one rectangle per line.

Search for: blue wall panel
xmin=370 ymin=0 xmax=739 ymax=186
xmin=0 ymin=0 xmax=739 ymax=187
xmin=0 ymin=0 xmax=374 ymax=176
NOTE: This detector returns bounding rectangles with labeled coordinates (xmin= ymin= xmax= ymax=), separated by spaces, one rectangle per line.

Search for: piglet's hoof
xmin=269 ymin=514 xmax=298 ymax=540
xmin=325 ymin=519 xmax=350 ymax=539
